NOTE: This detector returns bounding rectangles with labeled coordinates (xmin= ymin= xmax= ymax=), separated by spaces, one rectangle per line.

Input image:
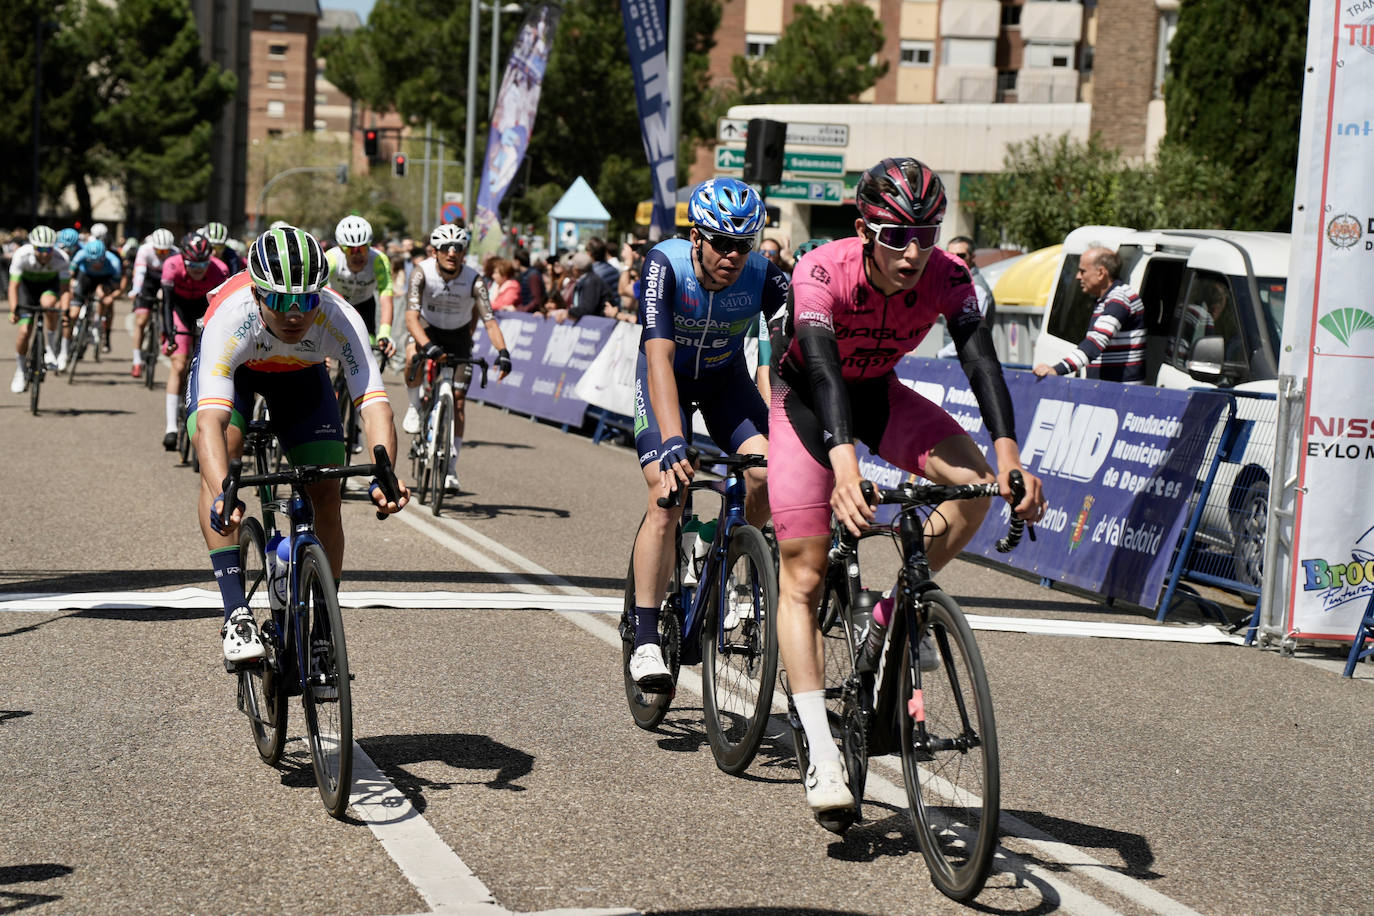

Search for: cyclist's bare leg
xmin=920 ymin=433 xmax=995 ymax=573
xmin=132 ymin=305 xmax=151 ymax=366
xmin=453 ymin=387 xmax=467 ymax=440
xmin=632 ymin=461 xmax=686 ymax=611
xmin=168 ymin=352 xmax=188 ymax=395
xmin=775 ymin=534 xmax=829 ymax=694
xmin=306 ymin=478 xmax=344 ymax=575
xmin=736 ymin=432 xmax=771 ymax=530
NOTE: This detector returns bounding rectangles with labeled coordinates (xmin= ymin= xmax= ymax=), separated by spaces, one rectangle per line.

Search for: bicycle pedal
xmin=814 ymin=807 xmax=859 ymax=836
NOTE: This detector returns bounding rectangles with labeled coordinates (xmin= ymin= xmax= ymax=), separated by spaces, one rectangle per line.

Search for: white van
xmin=1031 ymin=227 xmax=1290 ymax=590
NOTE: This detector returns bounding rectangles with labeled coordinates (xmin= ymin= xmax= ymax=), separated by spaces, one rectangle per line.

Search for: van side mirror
xmin=1186 ymin=336 xmax=1226 ymax=383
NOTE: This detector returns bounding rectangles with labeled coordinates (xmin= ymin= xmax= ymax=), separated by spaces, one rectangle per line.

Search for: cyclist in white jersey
xmin=128 ymin=228 xmax=176 ymax=378
xmin=402 ymin=224 xmax=512 ymax=493
xmin=325 ymin=215 xmax=396 ymax=360
xmin=7 ymin=225 xmax=71 ymax=393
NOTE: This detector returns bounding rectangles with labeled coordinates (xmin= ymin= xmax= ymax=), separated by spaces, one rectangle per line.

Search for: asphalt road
xmin=2 ymin=319 xmax=1372 ymax=916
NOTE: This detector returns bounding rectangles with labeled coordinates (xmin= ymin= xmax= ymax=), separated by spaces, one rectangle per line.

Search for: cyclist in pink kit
xmin=159 ymin=232 xmax=228 ymax=450
xmin=768 ymin=157 xmax=1046 ymax=820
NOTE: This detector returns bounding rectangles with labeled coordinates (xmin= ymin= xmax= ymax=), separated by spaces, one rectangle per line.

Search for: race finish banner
xmin=1277 ymin=2 xmax=1374 ymax=640
xmin=471 ymin=4 xmax=560 ymax=255
xmin=621 ymin=0 xmax=675 ymax=240
xmin=862 ymin=362 xmax=1227 ymax=610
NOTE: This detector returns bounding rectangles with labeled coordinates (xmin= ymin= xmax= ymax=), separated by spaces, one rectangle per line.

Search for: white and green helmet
xmin=201 ymin=221 xmax=230 ymax=246
xmin=28 ymin=225 xmax=57 ymax=247
xmin=249 ymin=225 xmax=328 ymax=294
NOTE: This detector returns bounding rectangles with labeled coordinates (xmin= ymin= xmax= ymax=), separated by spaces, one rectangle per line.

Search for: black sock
xmin=634 ymin=605 xmax=660 ymax=648
xmin=210 ymin=547 xmax=246 ymax=620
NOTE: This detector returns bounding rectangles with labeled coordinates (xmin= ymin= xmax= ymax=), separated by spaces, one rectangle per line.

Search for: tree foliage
xmin=1164 ymin=0 xmax=1305 ymax=231
xmin=728 ymin=3 xmax=887 ymax=105
xmin=962 ymin=134 xmax=1233 ymax=250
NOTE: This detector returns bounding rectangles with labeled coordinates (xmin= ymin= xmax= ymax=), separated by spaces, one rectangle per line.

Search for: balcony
xmin=1015 ymin=68 xmax=1080 ymax=103
xmin=936 ymin=66 xmax=997 ymax=103
xmin=1020 ymin=1 xmax=1084 ymax=42
xmin=939 ymin=0 xmax=1000 ymax=39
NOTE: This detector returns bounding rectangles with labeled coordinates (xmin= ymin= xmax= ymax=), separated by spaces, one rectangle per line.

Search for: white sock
xmin=407 ymin=385 xmax=423 ymax=412
xmin=451 ymin=436 xmax=462 ymax=462
xmin=13 ymin=355 xmax=23 ymax=375
xmin=792 ymin=690 xmax=840 ymax=765
xmin=59 ymin=337 xmax=70 ymax=358
xmin=132 ymin=348 xmax=144 ymax=366
xmin=165 ymin=393 xmax=179 ymax=433
xmin=45 ymin=331 xmax=58 ymax=353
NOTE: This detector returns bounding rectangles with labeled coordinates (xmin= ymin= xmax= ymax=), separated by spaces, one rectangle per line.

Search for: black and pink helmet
xmin=855 ymin=157 xmax=946 ymax=225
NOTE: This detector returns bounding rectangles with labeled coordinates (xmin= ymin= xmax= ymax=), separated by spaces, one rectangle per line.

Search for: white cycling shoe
xmin=10 ymin=367 xmax=25 ymax=394
xmin=629 ymin=643 xmax=672 ymax=691
xmin=443 ymin=473 xmax=461 ymax=493
xmin=402 ymin=405 xmax=421 ymax=434
xmin=221 ymin=608 xmax=265 ymax=663
xmin=805 ymin=759 xmax=855 ymax=814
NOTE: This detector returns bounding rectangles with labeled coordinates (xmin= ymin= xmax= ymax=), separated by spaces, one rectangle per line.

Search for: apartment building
xmin=248 ymin=0 xmax=320 ymax=143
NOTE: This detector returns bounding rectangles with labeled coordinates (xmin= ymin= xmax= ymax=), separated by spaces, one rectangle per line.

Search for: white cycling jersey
xmin=132 ymin=242 xmax=171 ymax=297
xmin=406 ymin=257 xmax=493 ymax=331
xmin=325 ymin=245 xmax=393 ymax=306
xmin=8 ymin=245 xmax=70 ymax=283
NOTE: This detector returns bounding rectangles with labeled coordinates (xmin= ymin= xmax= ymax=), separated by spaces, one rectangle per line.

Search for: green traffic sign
xmin=714 ymin=147 xmax=844 ymax=177
xmin=763 ymin=179 xmax=844 ymax=203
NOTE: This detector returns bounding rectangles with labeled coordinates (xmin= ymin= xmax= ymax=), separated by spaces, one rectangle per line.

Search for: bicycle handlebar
xmin=655 ymin=446 xmax=701 ymax=509
xmin=215 ymin=444 xmax=402 ymax=529
xmin=855 ymin=469 xmax=1028 ymax=553
xmin=406 ymin=352 xmax=489 ymax=389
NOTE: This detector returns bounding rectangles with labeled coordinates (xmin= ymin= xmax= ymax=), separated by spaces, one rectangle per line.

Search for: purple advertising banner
xmin=471 ymin=313 xmax=618 ymax=426
xmin=865 ymin=359 xmax=1229 ymax=609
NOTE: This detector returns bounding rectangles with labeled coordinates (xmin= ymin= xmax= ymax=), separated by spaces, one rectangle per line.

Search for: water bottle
xmin=680 ymin=514 xmax=702 ymax=586
xmin=269 ymin=536 xmax=290 ymax=605
xmin=692 ymin=519 xmax=718 ymax=578
xmin=855 ymin=591 xmax=892 ymax=674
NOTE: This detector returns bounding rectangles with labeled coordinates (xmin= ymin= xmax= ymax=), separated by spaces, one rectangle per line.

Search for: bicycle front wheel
xmin=27 ymin=327 xmax=43 ymax=415
xmin=899 ymin=589 xmax=999 ymax=902
xmin=429 ymin=392 xmax=452 ymax=516
xmin=298 ymin=543 xmax=353 ymax=818
xmin=237 ymin=519 xmax=287 ymax=764
xmin=66 ymin=310 xmax=87 ymax=384
xmin=701 ymin=524 xmax=778 ymax=775
xmin=141 ymin=317 xmax=158 ymax=390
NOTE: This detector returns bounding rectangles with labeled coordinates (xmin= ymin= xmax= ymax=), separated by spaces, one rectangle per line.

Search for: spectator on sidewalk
xmin=1033 ymin=246 xmax=1145 ymax=384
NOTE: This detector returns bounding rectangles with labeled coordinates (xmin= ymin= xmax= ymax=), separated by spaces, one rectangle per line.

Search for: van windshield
xmin=1252 ymin=277 xmax=1286 ymax=353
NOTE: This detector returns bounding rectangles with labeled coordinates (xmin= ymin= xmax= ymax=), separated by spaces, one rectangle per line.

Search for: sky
xmin=322 ymin=0 xmax=375 ymax=24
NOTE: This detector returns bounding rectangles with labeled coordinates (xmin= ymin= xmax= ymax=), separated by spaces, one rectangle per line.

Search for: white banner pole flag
xmin=1279 ymin=1 xmax=1374 ymax=640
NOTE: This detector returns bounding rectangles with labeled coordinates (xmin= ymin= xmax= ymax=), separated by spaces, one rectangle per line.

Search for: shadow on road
xmin=358 ymin=732 xmax=534 ymax=814
xmin=0 ymin=863 xmax=73 ymax=914
xmin=1004 ymin=809 xmax=1161 ymax=879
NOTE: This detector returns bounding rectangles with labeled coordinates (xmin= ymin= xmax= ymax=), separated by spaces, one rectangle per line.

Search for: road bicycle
xmin=216 ymin=419 xmax=400 ymax=818
xmin=136 ymin=302 xmax=160 ymax=390
xmin=172 ymin=324 xmax=204 ymax=468
xmin=19 ymin=306 xmax=63 ymax=415
xmin=406 ymin=351 xmax=487 ymax=516
xmin=782 ymin=472 xmax=1027 ymax=901
xmin=620 ymin=450 xmax=779 ymax=775
xmin=65 ymin=294 xmax=106 ymax=383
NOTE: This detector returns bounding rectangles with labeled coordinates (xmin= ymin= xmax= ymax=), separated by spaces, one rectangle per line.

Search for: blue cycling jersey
xmin=639 ymin=238 xmax=788 ymax=379
xmin=70 ymin=250 xmax=123 ymax=279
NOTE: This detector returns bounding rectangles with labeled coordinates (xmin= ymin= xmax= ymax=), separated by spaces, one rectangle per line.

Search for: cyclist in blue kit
xmin=627 ymin=178 xmax=789 ymax=687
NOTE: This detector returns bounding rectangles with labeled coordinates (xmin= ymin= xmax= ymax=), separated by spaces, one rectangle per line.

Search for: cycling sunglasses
xmin=33 ymin=246 xmax=53 ymax=254
xmin=866 ymin=222 xmax=941 ymax=252
xmin=186 ymin=259 xmax=211 ymax=269
xmin=345 ymin=244 xmax=369 ymax=253
xmin=697 ymin=228 xmax=755 ymax=256
xmin=436 ymin=242 xmax=465 ymax=254
xmin=259 ymin=289 xmax=322 ymax=313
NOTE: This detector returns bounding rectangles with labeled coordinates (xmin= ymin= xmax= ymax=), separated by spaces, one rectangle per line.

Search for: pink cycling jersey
xmin=162 ymin=254 xmax=229 ymax=299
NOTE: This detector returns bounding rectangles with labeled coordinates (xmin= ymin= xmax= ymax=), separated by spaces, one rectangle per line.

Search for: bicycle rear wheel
xmin=701 ymin=524 xmax=778 ymax=775
xmin=66 ymin=309 xmax=88 ymax=383
xmin=27 ymin=327 xmax=43 ymax=416
xmin=236 ymin=518 xmax=287 ymax=764
xmin=429 ymin=392 xmax=452 ymax=516
xmin=620 ymin=516 xmax=681 ymax=730
xmin=899 ymin=589 xmax=999 ymax=902
xmin=298 ymin=543 xmax=353 ymax=818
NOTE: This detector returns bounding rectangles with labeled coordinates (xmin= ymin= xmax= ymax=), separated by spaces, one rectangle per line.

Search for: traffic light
xmin=364 ymin=129 xmax=378 ymax=160
xmin=392 ymin=153 xmax=406 ymax=178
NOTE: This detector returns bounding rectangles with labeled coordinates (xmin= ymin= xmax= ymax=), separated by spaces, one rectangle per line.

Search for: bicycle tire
xmin=141 ymin=315 xmax=158 ymax=391
xmin=298 ymin=543 xmax=354 ymax=818
xmin=66 ymin=309 xmax=87 ymax=384
xmin=177 ymin=399 xmax=193 ymax=465
xmin=620 ymin=515 xmax=681 ymax=730
xmin=237 ymin=518 xmax=287 ymax=764
xmin=429 ymin=392 xmax=452 ymax=516
xmin=899 ymin=589 xmax=999 ymax=902
xmin=701 ymin=524 xmax=779 ymax=775
xmin=27 ymin=326 xmax=43 ymax=416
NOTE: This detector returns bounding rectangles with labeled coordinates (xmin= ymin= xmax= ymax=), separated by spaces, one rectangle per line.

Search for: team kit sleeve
xmin=406 ymin=265 xmax=425 ymax=312
xmin=637 ymin=249 xmax=677 ymax=344
xmin=472 ymin=273 xmax=495 ymax=323
xmin=193 ymin=304 xmax=242 ymax=416
xmin=373 ymin=250 xmax=393 ymax=297
xmin=943 ymin=264 xmax=1016 ymax=442
xmin=786 ymin=258 xmax=854 ymax=447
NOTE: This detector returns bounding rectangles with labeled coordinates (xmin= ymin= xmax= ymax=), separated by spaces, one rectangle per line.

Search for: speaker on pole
xmin=743 ymin=118 xmax=786 ymax=186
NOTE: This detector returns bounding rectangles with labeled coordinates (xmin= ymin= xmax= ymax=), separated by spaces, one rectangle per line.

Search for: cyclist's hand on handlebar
xmin=209 ymin=492 xmax=245 ymax=535
xmin=830 ymin=469 xmax=876 ymax=539
xmin=422 ymin=341 xmax=444 ymax=362
xmin=161 ymin=332 xmax=176 ymax=356
xmin=376 ymin=337 xmax=395 ymax=360
xmin=369 ymin=477 xmax=410 ymax=514
xmin=1000 ymin=465 xmax=1046 ymax=523
xmin=495 ymin=348 xmax=512 ymax=379
xmin=658 ymin=435 xmax=694 ymax=500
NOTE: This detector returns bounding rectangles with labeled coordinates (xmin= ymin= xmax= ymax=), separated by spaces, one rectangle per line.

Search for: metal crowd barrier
xmin=1157 ymin=389 xmax=1279 ymax=628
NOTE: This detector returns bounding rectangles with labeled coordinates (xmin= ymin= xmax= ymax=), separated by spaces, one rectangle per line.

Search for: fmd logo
xmin=1021 ymin=399 xmax=1118 ymax=483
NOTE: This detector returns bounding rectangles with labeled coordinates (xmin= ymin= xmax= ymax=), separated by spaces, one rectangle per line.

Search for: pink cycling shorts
xmin=768 ymin=372 xmax=965 ymax=541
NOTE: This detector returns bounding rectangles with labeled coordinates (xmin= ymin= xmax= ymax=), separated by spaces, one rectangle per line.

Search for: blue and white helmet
xmin=57 ymin=228 xmax=81 ymax=251
xmin=688 ymin=178 xmax=764 ymax=238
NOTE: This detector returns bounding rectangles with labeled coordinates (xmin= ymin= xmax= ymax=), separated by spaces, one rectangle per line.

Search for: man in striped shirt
xmin=1034 ymin=246 xmax=1145 ymax=384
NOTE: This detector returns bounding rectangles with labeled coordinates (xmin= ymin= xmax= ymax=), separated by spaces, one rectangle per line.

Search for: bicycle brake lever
xmin=372 ymin=445 xmax=400 ymax=520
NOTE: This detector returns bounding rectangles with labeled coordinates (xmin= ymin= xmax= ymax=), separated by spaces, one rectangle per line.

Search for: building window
xmin=1000 ymin=4 xmax=1021 ymax=27
xmin=270 ymin=13 xmax=287 ymax=31
xmin=267 ymin=129 xmax=283 ymax=138
xmin=267 ymin=71 xmax=286 ymax=89
xmin=1080 ymin=44 xmax=1095 ymax=75
xmin=316 ymin=92 xmax=328 ymax=106
xmin=314 ymin=119 xmax=328 ymax=132
xmin=1025 ymin=41 xmax=1076 ymax=68
xmin=900 ymin=40 xmax=934 ymax=66
xmin=942 ymin=38 xmax=995 ymax=69
xmin=745 ymin=33 xmax=778 ymax=59
xmin=266 ymin=100 xmax=285 ymax=119
xmin=996 ymin=70 xmax=1018 ymax=101
xmin=268 ymin=43 xmax=288 ymax=59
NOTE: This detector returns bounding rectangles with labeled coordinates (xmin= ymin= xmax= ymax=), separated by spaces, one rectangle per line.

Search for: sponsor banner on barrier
xmin=471 ymin=314 xmax=618 ymax=426
xmin=1279 ymin=1 xmax=1374 ymax=640
xmin=861 ymin=360 xmax=1228 ymax=609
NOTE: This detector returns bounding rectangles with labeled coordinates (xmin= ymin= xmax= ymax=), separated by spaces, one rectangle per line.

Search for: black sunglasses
xmin=697 ymin=228 xmax=754 ymax=256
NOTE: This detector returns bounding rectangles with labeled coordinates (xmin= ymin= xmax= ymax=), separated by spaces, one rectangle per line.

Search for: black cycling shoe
xmin=162 ymin=431 xmax=178 ymax=451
